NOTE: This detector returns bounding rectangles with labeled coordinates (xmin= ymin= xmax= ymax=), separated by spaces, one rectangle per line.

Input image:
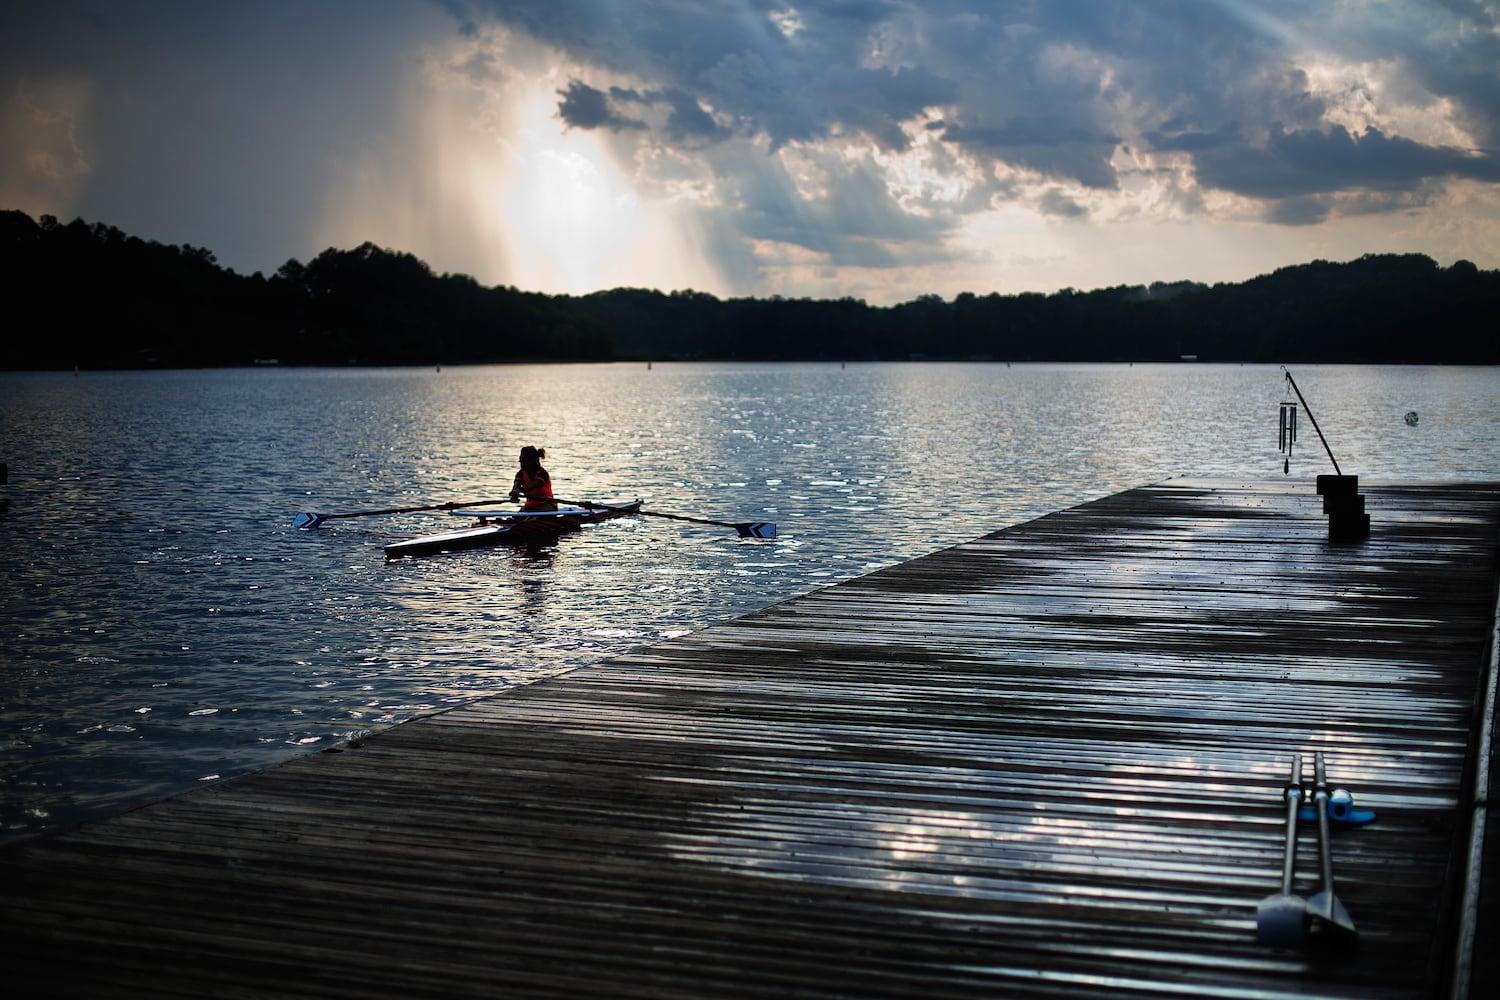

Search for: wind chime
xmin=1278 ymin=398 xmax=1297 ymax=474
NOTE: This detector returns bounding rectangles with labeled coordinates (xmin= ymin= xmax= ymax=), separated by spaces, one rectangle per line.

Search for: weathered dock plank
xmin=2 ymin=479 xmax=1497 ymax=999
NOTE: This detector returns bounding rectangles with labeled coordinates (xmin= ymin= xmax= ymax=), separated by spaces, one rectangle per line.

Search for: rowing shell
xmin=384 ymin=501 xmax=642 ymax=559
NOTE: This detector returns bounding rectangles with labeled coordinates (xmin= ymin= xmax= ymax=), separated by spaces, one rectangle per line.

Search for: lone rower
xmin=509 ymin=445 xmax=557 ymax=511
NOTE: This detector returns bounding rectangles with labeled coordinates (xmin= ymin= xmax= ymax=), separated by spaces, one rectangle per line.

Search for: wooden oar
xmin=552 ymin=496 xmax=776 ymax=539
xmin=293 ymin=499 xmax=514 ymax=529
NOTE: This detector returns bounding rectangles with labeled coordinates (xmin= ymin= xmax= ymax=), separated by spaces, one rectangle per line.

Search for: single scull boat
xmin=383 ymin=500 xmax=642 ymax=559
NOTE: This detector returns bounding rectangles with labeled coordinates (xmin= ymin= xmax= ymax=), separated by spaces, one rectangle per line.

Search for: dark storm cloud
xmin=557 ymin=80 xmax=646 ymax=132
xmin=585 ymin=84 xmax=732 ymax=145
xmin=941 ymin=120 xmax=1124 ymax=190
xmin=660 ymin=88 xmax=731 ymax=144
xmin=1266 ymin=196 xmax=1332 ymax=227
xmin=1189 ymin=124 xmax=1500 ymax=200
xmin=1147 ymin=123 xmax=1245 ymax=155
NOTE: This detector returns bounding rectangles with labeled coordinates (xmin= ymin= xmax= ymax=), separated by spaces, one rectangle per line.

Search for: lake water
xmin=2 ymin=362 xmax=1497 ymax=841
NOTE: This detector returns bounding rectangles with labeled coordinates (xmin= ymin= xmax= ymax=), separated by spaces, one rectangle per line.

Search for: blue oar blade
xmin=737 ymin=522 xmax=776 ymax=539
xmin=292 ymin=512 xmax=325 ymax=529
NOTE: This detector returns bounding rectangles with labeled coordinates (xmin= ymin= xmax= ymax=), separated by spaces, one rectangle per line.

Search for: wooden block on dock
xmin=1324 ymin=492 xmax=1366 ymax=515
xmin=1328 ymin=510 xmax=1372 ymax=542
xmin=1317 ymin=473 xmax=1359 ymax=495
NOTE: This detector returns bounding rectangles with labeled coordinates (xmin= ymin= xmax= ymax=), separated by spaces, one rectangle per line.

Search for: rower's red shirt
xmin=517 ymin=468 xmax=554 ymax=509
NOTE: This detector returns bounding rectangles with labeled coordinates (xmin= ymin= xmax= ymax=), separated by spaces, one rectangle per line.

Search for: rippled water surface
xmin=2 ymin=362 xmax=1497 ymax=839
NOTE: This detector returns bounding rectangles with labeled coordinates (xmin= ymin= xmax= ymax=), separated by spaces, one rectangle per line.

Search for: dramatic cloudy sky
xmin=4 ymin=1 xmax=1499 ymax=304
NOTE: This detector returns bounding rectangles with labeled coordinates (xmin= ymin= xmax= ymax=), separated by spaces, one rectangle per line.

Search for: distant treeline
xmin=3 ymin=208 xmax=1496 ymax=369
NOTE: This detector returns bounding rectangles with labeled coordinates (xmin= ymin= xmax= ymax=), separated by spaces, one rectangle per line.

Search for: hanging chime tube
xmin=1279 ymin=402 xmax=1297 ymax=473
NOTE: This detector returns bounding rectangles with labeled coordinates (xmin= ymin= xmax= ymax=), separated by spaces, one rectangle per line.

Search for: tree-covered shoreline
xmin=4 ymin=209 xmax=1496 ymax=369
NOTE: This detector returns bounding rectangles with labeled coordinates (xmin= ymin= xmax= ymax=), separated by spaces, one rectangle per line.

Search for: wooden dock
xmin=3 ymin=479 xmax=1498 ymax=999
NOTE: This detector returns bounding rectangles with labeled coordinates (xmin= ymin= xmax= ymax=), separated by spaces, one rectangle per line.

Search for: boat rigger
xmin=383 ymin=501 xmax=643 ymax=559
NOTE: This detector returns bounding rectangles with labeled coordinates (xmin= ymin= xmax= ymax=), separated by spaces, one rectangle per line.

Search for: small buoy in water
xmin=1404 ymin=411 xmax=1419 ymax=426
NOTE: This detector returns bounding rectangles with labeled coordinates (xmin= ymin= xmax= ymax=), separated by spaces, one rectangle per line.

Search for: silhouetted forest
xmin=3 ymin=209 xmax=1496 ymax=369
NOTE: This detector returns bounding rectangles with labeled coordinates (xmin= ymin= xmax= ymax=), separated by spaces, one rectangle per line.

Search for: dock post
xmin=1318 ymin=474 xmax=1370 ymax=542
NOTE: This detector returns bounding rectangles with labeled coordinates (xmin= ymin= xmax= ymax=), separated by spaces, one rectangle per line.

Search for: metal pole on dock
xmin=1282 ymin=369 xmax=1342 ymax=476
